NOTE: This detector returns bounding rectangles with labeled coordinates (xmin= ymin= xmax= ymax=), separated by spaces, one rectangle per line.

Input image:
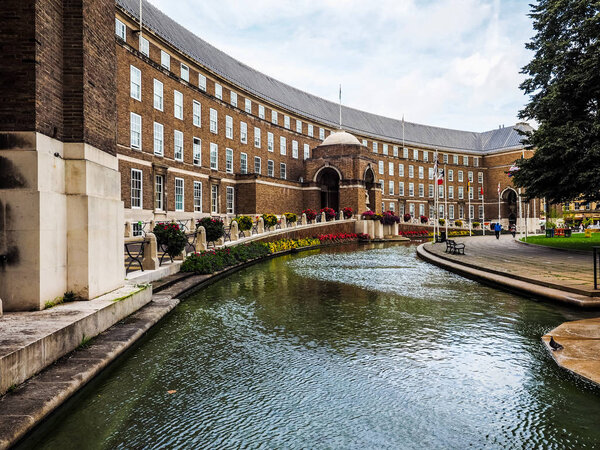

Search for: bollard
xmin=150 ymin=220 xmax=156 ymax=232
xmin=142 ymin=233 xmax=159 ymax=270
xmin=321 ymin=211 xmax=327 ymax=223
xmin=124 ymin=221 xmax=132 ymax=238
xmin=301 ymin=213 xmax=307 ymax=226
xmin=196 ymin=226 xmax=207 ymax=251
xmin=281 ymin=215 xmax=287 ymax=229
xmin=258 ymin=217 xmax=265 ymax=233
xmin=231 ymin=220 xmax=239 ymax=241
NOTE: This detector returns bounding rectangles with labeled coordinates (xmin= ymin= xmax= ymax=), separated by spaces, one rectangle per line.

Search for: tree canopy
xmin=513 ymin=0 xmax=600 ymax=203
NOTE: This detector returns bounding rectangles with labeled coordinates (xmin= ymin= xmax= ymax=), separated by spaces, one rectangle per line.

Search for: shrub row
xmin=181 ymin=242 xmax=271 ymax=274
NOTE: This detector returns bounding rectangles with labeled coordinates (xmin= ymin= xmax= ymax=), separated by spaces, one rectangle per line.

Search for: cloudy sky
xmin=147 ymin=0 xmax=534 ymax=132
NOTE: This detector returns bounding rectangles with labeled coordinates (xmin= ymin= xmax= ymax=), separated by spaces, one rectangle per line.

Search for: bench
xmin=446 ymin=239 xmax=465 ymax=255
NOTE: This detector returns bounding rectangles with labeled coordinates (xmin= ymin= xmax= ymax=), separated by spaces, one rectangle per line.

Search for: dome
xmin=319 ymin=130 xmax=362 ymax=147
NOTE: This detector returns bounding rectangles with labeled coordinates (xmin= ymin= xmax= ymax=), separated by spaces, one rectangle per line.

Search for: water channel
xmin=21 ymin=243 xmax=600 ymax=449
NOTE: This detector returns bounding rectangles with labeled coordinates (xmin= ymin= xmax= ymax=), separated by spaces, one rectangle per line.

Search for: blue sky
xmin=148 ymin=0 xmax=534 ymax=132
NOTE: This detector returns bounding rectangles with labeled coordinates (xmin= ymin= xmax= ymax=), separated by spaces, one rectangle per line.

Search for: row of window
xmin=381 ymin=181 xmax=483 ymax=199
xmin=388 ymin=202 xmax=484 ymax=220
xmin=131 ymin=169 xmax=235 ymax=214
xmin=376 ymin=161 xmax=483 ymax=182
xmin=120 ymin=20 xmax=481 ymax=166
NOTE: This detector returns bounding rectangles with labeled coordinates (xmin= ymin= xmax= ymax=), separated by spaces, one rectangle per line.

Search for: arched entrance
xmin=503 ymin=189 xmax=518 ymax=225
xmin=316 ymin=167 xmax=340 ymax=210
xmin=364 ymin=167 xmax=376 ymax=210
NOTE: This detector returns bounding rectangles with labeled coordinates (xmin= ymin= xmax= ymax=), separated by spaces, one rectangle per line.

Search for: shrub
xmin=472 ymin=221 xmax=480 ymax=229
xmin=262 ymin=213 xmax=278 ymax=228
xmin=197 ymin=217 xmax=225 ymax=242
xmin=302 ymin=209 xmax=317 ymax=221
xmin=320 ymin=207 xmax=336 ymax=221
xmin=267 ymin=238 xmax=320 ymax=253
xmin=181 ymin=242 xmax=271 ymax=274
xmin=420 ymin=215 xmax=428 ymax=224
xmin=455 ymin=220 xmax=463 ymax=227
xmin=284 ymin=212 xmax=297 ymax=223
xmin=234 ymin=215 xmax=253 ymax=232
xmin=153 ymin=223 xmax=188 ymax=258
xmin=403 ymin=213 xmax=411 ymax=222
xmin=342 ymin=207 xmax=354 ymax=219
xmin=382 ymin=211 xmax=400 ymax=225
xmin=438 ymin=218 xmax=446 ymax=225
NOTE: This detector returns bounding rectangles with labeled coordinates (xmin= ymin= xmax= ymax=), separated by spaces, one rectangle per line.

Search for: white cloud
xmin=147 ymin=0 xmax=533 ymax=131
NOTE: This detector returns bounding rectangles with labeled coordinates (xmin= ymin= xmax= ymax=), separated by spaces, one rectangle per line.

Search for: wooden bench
xmin=446 ymin=239 xmax=465 ymax=255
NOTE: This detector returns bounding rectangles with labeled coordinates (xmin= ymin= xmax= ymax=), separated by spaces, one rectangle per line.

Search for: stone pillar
xmin=124 ymin=221 xmax=132 ymax=238
xmin=258 ymin=217 xmax=265 ymax=233
xmin=142 ymin=233 xmax=159 ymax=270
xmin=321 ymin=211 xmax=327 ymax=223
xmin=281 ymin=215 xmax=287 ymax=228
xmin=231 ymin=220 xmax=239 ymax=241
xmin=301 ymin=213 xmax=307 ymax=226
xmin=196 ymin=226 xmax=207 ymax=251
xmin=374 ymin=221 xmax=384 ymax=239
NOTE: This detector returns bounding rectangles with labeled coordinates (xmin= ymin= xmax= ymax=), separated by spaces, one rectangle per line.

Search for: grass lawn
xmin=522 ymin=233 xmax=600 ymax=251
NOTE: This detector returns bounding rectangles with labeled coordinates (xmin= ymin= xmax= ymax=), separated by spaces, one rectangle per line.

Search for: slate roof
xmin=117 ymin=0 xmax=531 ymax=154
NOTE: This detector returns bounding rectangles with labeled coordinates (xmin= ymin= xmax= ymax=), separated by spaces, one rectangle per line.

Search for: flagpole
xmin=338 ymin=84 xmax=342 ymax=129
xmin=518 ymin=187 xmax=523 ymax=239
xmin=498 ymin=183 xmax=501 ymax=223
xmin=434 ymin=151 xmax=438 ymax=241
xmin=444 ymin=164 xmax=448 ymax=238
xmin=481 ymin=187 xmax=485 ymax=236
xmin=468 ymin=181 xmax=472 ymax=237
xmin=139 ymin=0 xmax=143 ymax=37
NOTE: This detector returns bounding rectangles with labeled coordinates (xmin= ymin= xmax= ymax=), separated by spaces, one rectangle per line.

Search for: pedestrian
xmin=494 ymin=222 xmax=501 ymax=239
xmin=510 ymin=223 xmax=516 ymax=238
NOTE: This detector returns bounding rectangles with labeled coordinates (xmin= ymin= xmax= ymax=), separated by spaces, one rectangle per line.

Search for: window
xmin=240 ymin=122 xmax=247 ymax=144
xmin=478 ymin=187 xmax=483 ymax=200
xmin=284 ymin=115 xmax=290 ymax=129
xmin=194 ymin=181 xmax=202 ymax=212
xmin=429 ymin=167 xmax=434 ymax=180
xmin=193 ymin=137 xmax=201 ymax=166
xmin=378 ymin=161 xmax=384 ymax=175
xmin=448 ymin=186 xmax=454 ymax=199
xmin=443 ymin=153 xmax=448 ymax=164
xmin=448 ymin=169 xmax=454 ymax=182
xmin=175 ymin=178 xmax=184 ymax=211
xmin=160 ymin=50 xmax=170 ymax=70
xmin=390 ymin=202 xmax=396 ymax=212
xmin=419 ymin=204 xmax=425 ymax=217
xmin=418 ymin=166 xmax=424 ymax=179
xmin=230 ymin=91 xmax=237 ymax=107
xmin=458 ymin=171 xmax=463 ymax=182
xmin=464 ymin=155 xmax=469 ymax=166
xmin=210 ymin=108 xmax=218 ymax=134
xmin=449 ymin=205 xmax=455 ymax=220
xmin=280 ymin=136 xmax=286 ymax=155
xmin=226 ymin=148 xmax=233 ymax=173
xmin=459 ymin=205 xmax=464 ymax=219
xmin=389 ymin=162 xmax=394 ymax=176
xmin=267 ymin=160 xmax=274 ymax=177
xmin=193 ymin=100 xmax=201 ymax=127
xmin=211 ymin=185 xmax=218 ymax=214
xmin=210 ymin=143 xmax=218 ymax=170
xmin=403 ymin=147 xmax=409 ymax=159
xmin=458 ymin=186 xmax=464 ymax=199
xmin=319 ymin=128 xmax=325 ymax=140
xmin=115 ymin=19 xmax=126 ymax=40
xmin=399 ymin=164 xmax=404 ymax=177
xmin=308 ymin=124 xmax=314 ymax=137
xmin=280 ymin=163 xmax=287 ymax=179
xmin=468 ymin=171 xmax=474 ymax=182
xmin=469 ymin=186 xmax=474 ymax=200
xmin=198 ymin=74 xmax=206 ymax=91
xmin=453 ymin=155 xmax=459 ymax=165
xmin=153 ymin=122 xmax=163 ymax=156
xmin=478 ymin=205 xmax=484 ymax=219
xmin=383 ymin=144 xmax=389 ymax=155
xmin=271 ymin=110 xmax=278 ymax=125
xmin=245 ymin=98 xmax=252 ymax=113
xmin=155 ymin=175 xmax=164 ymax=211
xmin=373 ymin=142 xmax=378 ymax=153
xmin=413 ymin=149 xmax=419 ymax=160
xmin=393 ymin=146 xmax=399 ymax=157
xmin=292 ymin=140 xmax=298 ymax=159
xmin=174 ymin=130 xmax=183 ymax=161
xmin=399 ymin=182 xmax=404 ymax=196
xmin=267 ymin=132 xmax=274 ymax=152
xmin=215 ymin=83 xmax=222 ymax=100
xmin=303 ymin=143 xmax=310 ymax=160
xmin=419 ymin=183 xmax=424 ymax=197
xmin=478 ymin=172 xmax=483 ymax=184
xmin=174 ymin=90 xmax=183 ymax=120
xmin=130 ymin=66 xmax=141 ymax=101
xmin=429 ymin=184 xmax=434 ymax=198
xmin=474 ymin=157 xmax=479 ymax=167
xmin=240 ymin=153 xmax=247 ymax=174
xmin=469 ymin=205 xmax=475 ymax=219
xmin=379 ymin=179 xmax=385 ymax=192
xmin=408 ymin=165 xmax=414 ymax=178
xmin=423 ymin=151 xmax=429 ymax=162
xmin=226 ymin=186 xmax=235 ymax=214
xmin=254 ymin=156 xmax=261 ymax=174
xmin=296 ymin=120 xmax=302 ymax=133
xmin=180 ymin=63 xmax=189 ymax=82
xmin=130 ymin=112 xmax=141 ymax=150
xmin=439 ymin=205 xmax=445 ymax=219
xmin=153 ymin=79 xmax=163 ymax=111
xmin=408 ymin=183 xmax=414 ymax=197
xmin=362 ymin=139 xmax=368 ymax=146
xmin=409 ymin=204 xmax=415 ymax=216
xmin=258 ymin=105 xmax=265 ymax=119
xmin=389 ymin=180 xmax=395 ymax=195
xmin=438 ymin=185 xmax=444 ymax=199
xmin=254 ymin=127 xmax=261 ymax=148
xmin=131 ymin=169 xmax=142 ymax=208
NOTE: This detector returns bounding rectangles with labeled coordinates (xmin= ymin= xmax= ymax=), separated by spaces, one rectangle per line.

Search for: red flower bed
xmin=398 ymin=230 xmax=430 ymax=238
xmin=317 ymin=232 xmax=370 ymax=242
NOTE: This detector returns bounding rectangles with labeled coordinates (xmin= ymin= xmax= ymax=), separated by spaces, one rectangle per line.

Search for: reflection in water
xmin=21 ymin=243 xmax=600 ymax=449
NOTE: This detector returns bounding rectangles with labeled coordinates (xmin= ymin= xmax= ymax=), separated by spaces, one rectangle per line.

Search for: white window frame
xmin=284 ymin=115 xmax=290 ymax=129
xmin=303 ymin=144 xmax=310 ymax=160
xmin=174 ymin=90 xmax=183 ymax=120
xmin=130 ymin=65 xmax=141 ymax=101
xmin=399 ymin=164 xmax=404 ymax=177
xmin=226 ymin=186 xmax=235 ymax=214
xmin=153 ymin=79 xmax=163 ymax=111
xmin=115 ymin=19 xmax=126 ymax=40
xmin=240 ymin=152 xmax=248 ymax=174
xmin=308 ymin=124 xmax=314 ymax=137
xmin=280 ymin=136 xmax=286 ymax=155
xmin=378 ymin=161 xmax=384 ymax=175
xmin=271 ymin=110 xmax=278 ymax=125
xmin=225 ymin=115 xmax=233 ymax=139
xmin=193 ymin=100 xmax=201 ymax=127
xmin=389 ymin=180 xmax=395 ymax=196
xmin=418 ymin=166 xmax=424 ymax=179
xmin=258 ymin=105 xmax=265 ymax=119
xmin=319 ymin=128 xmax=325 ymax=140
xmin=448 ymin=169 xmax=454 ymax=182
xmin=393 ymin=146 xmax=399 ymax=157
xmin=453 ymin=154 xmax=459 ymax=165
xmin=226 ymin=148 xmax=233 ymax=174
xmin=210 ymin=108 xmax=218 ymax=134
xmin=399 ymin=182 xmax=404 ymax=196
xmin=130 ymin=112 xmax=141 ymax=150
xmin=478 ymin=172 xmax=484 ymax=184
xmin=215 ymin=83 xmax=222 ymax=100
xmin=211 ymin=185 xmax=219 ymax=214
xmin=267 ymin=160 xmax=274 ymax=177
xmin=198 ymin=74 xmax=207 ymax=91
xmin=280 ymin=163 xmax=287 ymax=179
xmin=413 ymin=149 xmax=419 ymax=160
xmin=153 ymin=122 xmax=163 ymax=156
xmin=373 ymin=142 xmax=378 ymax=153
xmin=240 ymin=122 xmax=247 ymax=144
xmin=292 ymin=140 xmax=298 ymax=159
xmin=160 ymin=50 xmax=170 ymax=70
xmin=254 ymin=156 xmax=262 ymax=174
xmin=194 ymin=181 xmax=202 ymax=213
xmin=296 ymin=120 xmax=302 ymax=133
xmin=464 ymin=155 xmax=469 ymax=166
xmin=180 ymin=63 xmax=189 ymax=82
xmin=210 ymin=143 xmax=218 ymax=170
xmin=408 ymin=182 xmax=414 ymax=197
xmin=175 ymin=177 xmax=184 ymax=211
xmin=408 ymin=165 xmax=414 ymax=178
xmin=254 ymin=127 xmax=261 ymax=148
xmin=383 ymin=144 xmax=388 ymax=155
xmin=459 ymin=186 xmax=464 ymax=199
xmin=448 ymin=186 xmax=454 ymax=199
xmin=403 ymin=147 xmax=409 ymax=159
xmin=193 ymin=137 xmax=201 ymax=166
xmin=389 ymin=162 xmax=394 ymax=176
xmin=173 ymin=130 xmax=183 ymax=162
xmin=458 ymin=171 xmax=464 ymax=182
xmin=267 ymin=132 xmax=274 ymax=152
xmin=245 ymin=98 xmax=252 ymax=113
xmin=131 ymin=169 xmax=142 ymax=209
xmin=155 ymin=175 xmax=164 ymax=211
xmin=230 ymin=91 xmax=237 ymax=107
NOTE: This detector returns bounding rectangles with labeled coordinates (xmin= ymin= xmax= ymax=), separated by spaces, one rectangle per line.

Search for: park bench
xmin=446 ymin=239 xmax=465 ymax=255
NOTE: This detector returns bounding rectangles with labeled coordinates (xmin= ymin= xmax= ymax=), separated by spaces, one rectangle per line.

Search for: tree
xmin=513 ymin=0 xmax=600 ymax=204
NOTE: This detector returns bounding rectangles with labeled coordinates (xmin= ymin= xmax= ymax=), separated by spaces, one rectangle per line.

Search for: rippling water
xmin=21 ymin=243 xmax=600 ymax=449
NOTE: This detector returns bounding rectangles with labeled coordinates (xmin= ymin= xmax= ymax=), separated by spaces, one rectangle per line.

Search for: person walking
xmin=494 ymin=222 xmax=501 ymax=239
xmin=509 ymin=223 xmax=516 ymax=238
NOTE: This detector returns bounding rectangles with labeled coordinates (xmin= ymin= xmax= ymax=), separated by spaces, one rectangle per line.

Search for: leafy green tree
xmin=513 ymin=0 xmax=600 ymax=203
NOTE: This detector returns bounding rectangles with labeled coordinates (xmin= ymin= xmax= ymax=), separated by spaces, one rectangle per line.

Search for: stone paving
xmin=426 ymin=235 xmax=598 ymax=296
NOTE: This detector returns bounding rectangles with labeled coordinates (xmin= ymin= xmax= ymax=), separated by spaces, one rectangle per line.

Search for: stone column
xmin=196 ymin=226 xmax=207 ymax=251
xmin=124 ymin=221 xmax=132 ymax=238
xmin=281 ymin=216 xmax=287 ymax=228
xmin=321 ymin=211 xmax=327 ymax=223
xmin=142 ymin=233 xmax=159 ymax=270
xmin=231 ymin=220 xmax=239 ymax=241
xmin=258 ymin=217 xmax=265 ymax=233
xmin=301 ymin=213 xmax=307 ymax=226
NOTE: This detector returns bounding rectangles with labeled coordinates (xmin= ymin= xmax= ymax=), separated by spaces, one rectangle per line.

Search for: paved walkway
xmin=425 ymin=235 xmax=598 ymax=297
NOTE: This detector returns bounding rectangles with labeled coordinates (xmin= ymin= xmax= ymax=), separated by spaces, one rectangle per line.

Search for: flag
xmin=480 ymin=187 xmax=484 ymax=195
xmin=507 ymin=165 xmax=520 ymax=177
xmin=437 ymin=169 xmax=444 ymax=185
xmin=497 ymin=182 xmax=501 ymax=194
